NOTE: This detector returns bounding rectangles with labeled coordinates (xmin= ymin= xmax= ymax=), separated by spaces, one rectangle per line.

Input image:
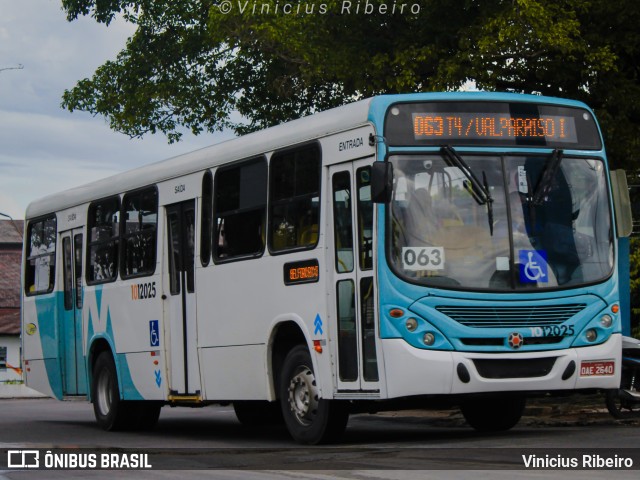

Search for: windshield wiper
xmin=440 ymin=145 xmax=493 ymax=235
xmin=440 ymin=146 xmax=494 ymax=235
xmin=440 ymin=146 xmax=490 ymax=205
xmin=482 ymin=171 xmax=494 ymax=235
xmin=531 ymin=149 xmax=563 ymax=205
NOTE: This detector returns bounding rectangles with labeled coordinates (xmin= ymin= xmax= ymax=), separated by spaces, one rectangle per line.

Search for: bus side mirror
xmin=610 ymin=170 xmax=633 ymax=238
xmin=371 ymin=162 xmax=393 ymax=203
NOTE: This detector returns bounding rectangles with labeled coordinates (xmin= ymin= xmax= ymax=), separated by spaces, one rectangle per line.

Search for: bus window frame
xmin=86 ymin=195 xmax=121 ymax=286
xmin=267 ymin=141 xmax=322 ymax=256
xmin=212 ymin=155 xmax=268 ymax=264
xmin=24 ymin=214 xmax=57 ymax=296
xmin=119 ymin=185 xmax=159 ymax=280
xmin=200 ymin=170 xmax=213 ymax=267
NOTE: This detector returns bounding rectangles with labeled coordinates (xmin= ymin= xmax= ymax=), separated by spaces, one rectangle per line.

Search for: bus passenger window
xmin=200 ymin=171 xmax=213 ymax=266
xmin=213 ymin=157 xmax=267 ymax=261
xmin=357 ymin=166 xmax=373 ymax=270
xmin=121 ymin=187 xmax=158 ymax=278
xmin=24 ymin=215 xmax=57 ymax=295
xmin=332 ymin=171 xmax=354 ymax=273
xmin=87 ymin=197 xmax=120 ymax=284
xmin=269 ymin=144 xmax=321 ymax=253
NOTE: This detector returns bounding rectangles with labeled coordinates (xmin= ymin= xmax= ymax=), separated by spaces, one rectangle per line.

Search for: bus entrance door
xmin=60 ymin=228 xmax=87 ymax=395
xmin=165 ymin=200 xmax=201 ymax=397
xmin=329 ymin=160 xmax=380 ymax=394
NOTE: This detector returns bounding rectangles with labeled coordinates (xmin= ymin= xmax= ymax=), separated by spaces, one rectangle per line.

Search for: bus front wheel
xmin=460 ymin=396 xmax=526 ymax=432
xmin=279 ymin=345 xmax=349 ymax=444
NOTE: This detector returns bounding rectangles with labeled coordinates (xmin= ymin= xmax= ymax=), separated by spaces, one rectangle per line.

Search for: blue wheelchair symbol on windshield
xmin=519 ymin=250 xmax=548 ymax=283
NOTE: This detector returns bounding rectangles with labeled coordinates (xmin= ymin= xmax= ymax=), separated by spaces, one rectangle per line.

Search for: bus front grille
xmin=460 ymin=336 xmax=564 ymax=347
xmin=473 ymin=358 xmax=557 ymax=379
xmin=436 ymin=304 xmax=586 ymax=328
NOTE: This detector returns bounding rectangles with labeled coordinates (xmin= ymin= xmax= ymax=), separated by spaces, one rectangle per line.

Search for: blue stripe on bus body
xmin=86 ymin=285 xmax=144 ymax=401
xmin=34 ymin=294 xmax=63 ymax=400
xmin=32 ymin=285 xmax=144 ymax=402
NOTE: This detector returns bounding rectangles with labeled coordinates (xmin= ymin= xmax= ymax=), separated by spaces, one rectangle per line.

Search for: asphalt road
xmin=0 ymin=395 xmax=639 ymax=479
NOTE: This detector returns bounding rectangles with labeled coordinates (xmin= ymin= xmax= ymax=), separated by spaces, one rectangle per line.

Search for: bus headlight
xmin=405 ymin=318 xmax=418 ymax=332
xmin=585 ymin=329 xmax=598 ymax=342
xmin=600 ymin=314 xmax=613 ymax=328
xmin=423 ymin=332 xmax=436 ymax=346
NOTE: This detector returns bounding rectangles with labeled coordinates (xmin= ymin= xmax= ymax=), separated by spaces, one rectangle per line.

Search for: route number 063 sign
xmin=402 ymin=247 xmax=445 ymax=271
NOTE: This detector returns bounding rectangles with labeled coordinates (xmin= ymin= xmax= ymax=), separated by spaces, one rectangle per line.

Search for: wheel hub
xmin=287 ymin=366 xmax=319 ymax=426
xmin=96 ymin=369 xmax=113 ymax=416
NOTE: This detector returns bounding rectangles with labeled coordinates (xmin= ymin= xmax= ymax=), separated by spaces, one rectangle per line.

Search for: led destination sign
xmin=411 ymin=113 xmax=577 ymax=143
xmin=385 ymin=101 xmax=602 ymax=150
xmin=283 ymin=259 xmax=320 ymax=286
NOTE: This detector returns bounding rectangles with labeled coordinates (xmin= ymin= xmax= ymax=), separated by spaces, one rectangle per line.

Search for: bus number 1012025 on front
xmin=529 ymin=325 xmax=576 ymax=337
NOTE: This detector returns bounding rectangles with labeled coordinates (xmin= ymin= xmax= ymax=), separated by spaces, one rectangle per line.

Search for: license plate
xmin=579 ymin=360 xmax=615 ymax=377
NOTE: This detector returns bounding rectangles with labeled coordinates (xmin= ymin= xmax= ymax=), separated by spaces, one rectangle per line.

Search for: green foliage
xmin=60 ymin=0 xmax=640 ymax=167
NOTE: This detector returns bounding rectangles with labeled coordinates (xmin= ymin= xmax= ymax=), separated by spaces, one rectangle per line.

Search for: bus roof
xmin=26 ymin=97 xmax=374 ymax=219
xmin=25 ymin=92 xmax=594 ymax=219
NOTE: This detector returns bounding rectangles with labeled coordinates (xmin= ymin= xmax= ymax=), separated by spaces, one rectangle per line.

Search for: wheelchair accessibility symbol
xmin=519 ymin=250 xmax=548 ymax=283
xmin=149 ymin=320 xmax=160 ymax=347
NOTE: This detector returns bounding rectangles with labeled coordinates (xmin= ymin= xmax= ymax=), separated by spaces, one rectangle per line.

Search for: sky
xmin=0 ymin=0 xmax=232 ymax=220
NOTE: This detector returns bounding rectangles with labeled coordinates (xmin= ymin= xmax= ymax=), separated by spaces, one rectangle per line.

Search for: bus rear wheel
xmin=279 ymin=345 xmax=349 ymax=444
xmin=92 ymin=351 xmax=130 ymax=431
xmin=460 ymin=396 xmax=526 ymax=432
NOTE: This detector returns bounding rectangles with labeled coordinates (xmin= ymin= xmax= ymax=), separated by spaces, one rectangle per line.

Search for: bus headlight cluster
xmin=600 ymin=314 xmax=613 ymax=328
xmin=585 ymin=329 xmax=598 ymax=342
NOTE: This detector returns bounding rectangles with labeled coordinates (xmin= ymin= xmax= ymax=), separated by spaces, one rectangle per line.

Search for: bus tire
xmin=233 ymin=401 xmax=284 ymax=427
xmin=279 ymin=345 xmax=349 ymax=444
xmin=92 ymin=351 xmax=133 ymax=431
xmin=460 ymin=396 xmax=526 ymax=432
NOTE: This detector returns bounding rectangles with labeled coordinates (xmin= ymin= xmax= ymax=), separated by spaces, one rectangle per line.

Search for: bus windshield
xmin=388 ymin=153 xmax=613 ymax=291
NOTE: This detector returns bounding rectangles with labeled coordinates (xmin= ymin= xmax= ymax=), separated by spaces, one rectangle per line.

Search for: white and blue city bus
xmin=22 ymin=92 xmax=632 ymax=444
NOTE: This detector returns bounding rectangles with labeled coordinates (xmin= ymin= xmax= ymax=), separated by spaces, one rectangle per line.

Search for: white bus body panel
xmin=157 ymin=173 xmax=202 ymax=207
xmin=196 ymin=249 xmax=331 ymax=401
xmin=199 ymin=345 xmax=268 ymax=400
xmin=83 ymin=278 xmax=167 ymax=400
xmin=23 ymin=360 xmax=57 ymax=398
xmin=319 ymin=126 xmax=375 ymax=166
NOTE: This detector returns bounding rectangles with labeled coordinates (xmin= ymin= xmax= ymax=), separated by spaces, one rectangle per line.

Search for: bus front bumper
xmin=381 ymin=333 xmax=622 ymax=398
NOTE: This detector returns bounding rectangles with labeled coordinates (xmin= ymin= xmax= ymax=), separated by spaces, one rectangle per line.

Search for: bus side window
xmin=356 ymin=166 xmax=373 ymax=270
xmin=121 ymin=187 xmax=158 ymax=279
xmin=213 ymin=157 xmax=267 ymax=261
xmin=200 ymin=171 xmax=213 ymax=266
xmin=87 ymin=196 xmax=120 ymax=284
xmin=269 ymin=143 xmax=321 ymax=253
xmin=24 ymin=215 xmax=57 ymax=295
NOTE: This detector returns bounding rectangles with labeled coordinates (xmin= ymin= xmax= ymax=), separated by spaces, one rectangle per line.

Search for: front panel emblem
xmin=507 ymin=332 xmax=524 ymax=349
xmin=25 ymin=323 xmax=37 ymax=336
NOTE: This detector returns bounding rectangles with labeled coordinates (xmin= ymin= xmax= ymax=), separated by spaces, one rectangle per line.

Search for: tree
xmin=61 ymin=0 xmax=640 ymax=172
